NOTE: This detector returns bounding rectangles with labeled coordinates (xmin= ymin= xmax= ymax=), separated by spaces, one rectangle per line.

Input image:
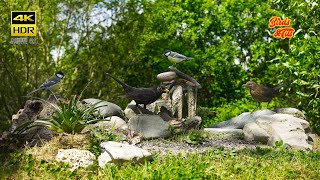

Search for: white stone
xmin=124 ymin=100 xmax=138 ymax=119
xmin=56 ymin=149 xmax=96 ymax=171
xmin=243 ymin=122 xmax=269 ymax=143
xmin=105 ymin=116 xmax=128 ymax=130
xmin=156 ymin=71 xmax=176 ymax=82
xmin=98 ymin=141 xmax=152 ymax=168
xmin=243 ymin=114 xmax=312 ymax=150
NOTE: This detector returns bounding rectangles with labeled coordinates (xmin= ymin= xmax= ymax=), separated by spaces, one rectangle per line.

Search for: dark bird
xmin=28 ymin=71 xmax=64 ymax=95
xmin=243 ymin=81 xmax=289 ymax=108
xmin=106 ymin=73 xmax=169 ymax=108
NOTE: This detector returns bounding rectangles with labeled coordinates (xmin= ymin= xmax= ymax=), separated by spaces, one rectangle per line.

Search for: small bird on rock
xmin=28 ymin=71 xmax=64 ymax=95
xmin=243 ymin=81 xmax=289 ymax=108
xmin=106 ymin=73 xmax=169 ymax=109
xmin=163 ymin=50 xmax=193 ymax=65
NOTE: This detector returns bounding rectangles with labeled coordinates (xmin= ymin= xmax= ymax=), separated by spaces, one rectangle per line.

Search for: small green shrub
xmin=89 ymin=128 xmax=120 ymax=156
xmin=201 ymin=98 xmax=260 ymax=127
xmin=183 ymin=130 xmax=209 ymax=145
xmin=36 ymin=95 xmax=105 ymax=134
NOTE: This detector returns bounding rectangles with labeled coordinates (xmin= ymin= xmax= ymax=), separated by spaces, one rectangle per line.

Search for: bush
xmin=201 ymin=98 xmax=258 ymax=127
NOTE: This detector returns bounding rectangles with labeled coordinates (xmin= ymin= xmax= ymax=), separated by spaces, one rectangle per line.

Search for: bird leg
xmin=252 ymin=102 xmax=260 ymax=113
xmin=136 ymin=104 xmax=143 ymax=114
xmin=48 ymin=89 xmax=58 ymax=102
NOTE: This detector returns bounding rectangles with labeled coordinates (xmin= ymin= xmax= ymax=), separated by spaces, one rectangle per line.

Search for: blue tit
xmin=163 ymin=50 xmax=193 ymax=64
xmin=28 ymin=71 xmax=64 ymax=95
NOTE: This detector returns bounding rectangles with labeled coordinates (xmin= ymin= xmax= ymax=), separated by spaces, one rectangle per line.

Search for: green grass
xmin=1 ymin=145 xmax=319 ymax=179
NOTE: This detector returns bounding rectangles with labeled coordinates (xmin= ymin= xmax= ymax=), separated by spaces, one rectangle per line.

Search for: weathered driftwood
xmin=168 ymin=66 xmax=201 ymax=88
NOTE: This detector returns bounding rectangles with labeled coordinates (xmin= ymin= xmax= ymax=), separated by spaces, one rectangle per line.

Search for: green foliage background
xmin=0 ymin=0 xmax=319 ymax=132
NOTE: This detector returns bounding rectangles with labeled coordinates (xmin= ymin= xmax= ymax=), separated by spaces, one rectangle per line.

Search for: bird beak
xmin=164 ymin=88 xmax=169 ymax=93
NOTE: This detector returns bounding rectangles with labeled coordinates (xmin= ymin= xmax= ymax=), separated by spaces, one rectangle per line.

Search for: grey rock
xmin=211 ymin=109 xmax=275 ymax=129
xmin=128 ymin=115 xmax=170 ymax=139
xmin=243 ymin=114 xmax=312 ymax=150
xmin=10 ymin=100 xmax=55 ymax=142
xmin=156 ymin=71 xmax=176 ymax=82
xmin=204 ymin=128 xmax=244 ymax=139
xmin=274 ymin=108 xmax=306 ymax=119
xmin=56 ymin=149 xmax=96 ymax=171
xmin=158 ymin=106 xmax=175 ymax=121
xmin=182 ymin=116 xmax=202 ymax=130
xmin=12 ymin=100 xmax=43 ymax=130
xmin=129 ymin=136 xmax=142 ymax=145
xmin=98 ymin=141 xmax=152 ymax=168
xmin=82 ymin=98 xmax=124 ymax=118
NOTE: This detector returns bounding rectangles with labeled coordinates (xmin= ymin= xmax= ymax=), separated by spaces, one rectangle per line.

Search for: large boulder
xmin=274 ymin=108 xmax=306 ymax=120
xmin=98 ymin=141 xmax=152 ymax=168
xmin=56 ymin=149 xmax=96 ymax=171
xmin=128 ymin=115 xmax=170 ymax=139
xmin=82 ymin=98 xmax=124 ymax=118
xmin=211 ymin=109 xmax=275 ymax=129
xmin=243 ymin=114 xmax=312 ymax=150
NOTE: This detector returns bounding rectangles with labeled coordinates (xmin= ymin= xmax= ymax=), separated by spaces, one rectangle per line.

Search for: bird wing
xmin=273 ymin=82 xmax=290 ymax=91
xmin=124 ymin=88 xmax=157 ymax=105
xmin=39 ymin=80 xmax=59 ymax=89
xmin=170 ymin=52 xmax=188 ymax=60
xmin=261 ymin=86 xmax=277 ymax=98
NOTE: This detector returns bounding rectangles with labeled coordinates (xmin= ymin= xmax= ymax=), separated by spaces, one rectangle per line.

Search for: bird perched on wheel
xmin=106 ymin=73 xmax=169 ymax=109
xmin=163 ymin=50 xmax=193 ymax=65
xmin=28 ymin=71 xmax=64 ymax=95
xmin=243 ymin=81 xmax=289 ymax=108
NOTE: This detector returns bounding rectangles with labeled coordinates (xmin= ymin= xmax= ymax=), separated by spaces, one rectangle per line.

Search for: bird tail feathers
xmin=106 ymin=73 xmax=130 ymax=89
xmin=274 ymin=81 xmax=290 ymax=91
xmin=27 ymin=88 xmax=42 ymax=95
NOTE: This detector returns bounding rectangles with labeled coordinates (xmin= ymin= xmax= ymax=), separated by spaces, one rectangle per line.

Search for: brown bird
xmin=243 ymin=81 xmax=289 ymax=108
xmin=106 ymin=73 xmax=169 ymax=109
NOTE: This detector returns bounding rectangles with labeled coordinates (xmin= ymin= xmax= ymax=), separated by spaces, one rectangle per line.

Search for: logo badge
xmin=268 ymin=16 xmax=295 ymax=39
xmin=11 ymin=11 xmax=36 ymax=36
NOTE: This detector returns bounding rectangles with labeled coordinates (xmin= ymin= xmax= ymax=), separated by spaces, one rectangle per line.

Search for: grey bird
xmin=28 ymin=71 xmax=64 ymax=95
xmin=163 ymin=50 xmax=193 ymax=65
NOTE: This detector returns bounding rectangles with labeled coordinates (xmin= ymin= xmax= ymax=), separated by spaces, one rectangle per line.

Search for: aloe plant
xmin=36 ymin=95 xmax=107 ymax=134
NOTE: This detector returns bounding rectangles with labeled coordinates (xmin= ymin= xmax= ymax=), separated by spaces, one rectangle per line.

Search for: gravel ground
xmin=137 ymin=137 xmax=269 ymax=156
